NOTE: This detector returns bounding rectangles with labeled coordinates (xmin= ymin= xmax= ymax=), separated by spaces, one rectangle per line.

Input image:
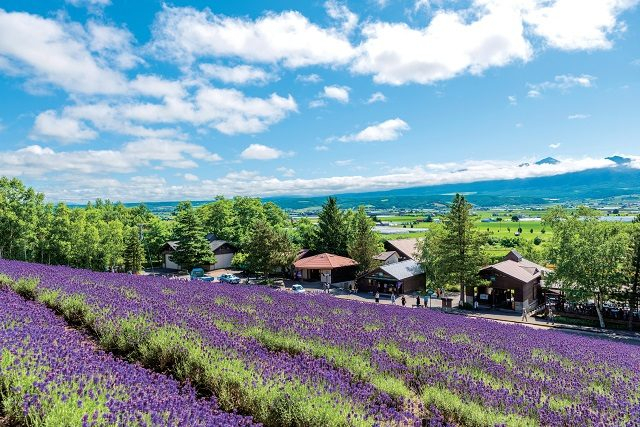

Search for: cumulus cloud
xmin=508 ymin=95 xmax=517 ymax=105
xmin=338 ymin=118 xmax=410 ymax=142
xmin=351 ymin=2 xmax=533 ymax=84
xmin=324 ymin=0 xmax=359 ymax=33
xmin=528 ymin=74 xmax=596 ymax=94
xmin=183 ymin=173 xmax=199 ymax=181
xmin=276 ymin=167 xmax=296 ymax=177
xmin=240 ymin=144 xmax=288 ymax=160
xmin=322 ymin=85 xmax=350 ymax=103
xmin=367 ymin=92 xmax=387 ymax=104
xmin=199 ymin=64 xmax=274 ymax=85
xmin=30 ymin=110 xmax=97 ymax=143
xmin=296 ymin=73 xmax=322 ymax=84
xmin=0 ymin=9 xmax=129 ymax=94
xmin=66 ymin=0 xmax=111 ymax=7
xmin=149 ymin=5 xmax=355 ymax=67
xmin=549 ymin=143 xmax=561 ymax=149
xmin=0 ymin=139 xmax=221 ymax=177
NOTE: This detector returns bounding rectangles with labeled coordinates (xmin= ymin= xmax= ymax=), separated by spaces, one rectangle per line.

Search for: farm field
xmin=1 ymin=260 xmax=639 ymax=426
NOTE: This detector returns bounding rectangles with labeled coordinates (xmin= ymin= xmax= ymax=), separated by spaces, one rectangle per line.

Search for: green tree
xmin=347 ymin=207 xmax=382 ymax=273
xmin=123 ymin=226 xmax=145 ymax=273
xmin=547 ymin=209 xmax=629 ymax=328
xmin=292 ymin=217 xmax=317 ymax=249
xmin=244 ymin=219 xmax=297 ymax=276
xmin=101 ymin=220 xmax=125 ymax=271
xmin=231 ymin=196 xmax=266 ymax=245
xmin=316 ymin=197 xmax=348 ymax=256
xmin=171 ymin=202 xmax=214 ymax=271
xmin=625 ymin=215 xmax=640 ymax=330
xmin=417 ymin=228 xmax=447 ymax=291
xmin=200 ymin=196 xmax=235 ymax=241
xmin=440 ymin=194 xmax=486 ymax=303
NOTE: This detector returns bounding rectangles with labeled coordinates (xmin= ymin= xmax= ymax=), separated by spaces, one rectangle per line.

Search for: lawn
xmin=1 ymin=259 xmax=639 ymax=426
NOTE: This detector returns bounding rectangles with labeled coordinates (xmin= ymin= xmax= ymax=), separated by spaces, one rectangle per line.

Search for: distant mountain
xmin=535 ymin=157 xmax=560 ymax=165
xmin=606 ymin=155 xmax=632 ymax=165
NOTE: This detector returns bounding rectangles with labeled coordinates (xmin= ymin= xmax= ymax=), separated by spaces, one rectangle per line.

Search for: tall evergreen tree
xmin=625 ymin=215 xmax=640 ymax=330
xmin=440 ymin=194 xmax=486 ymax=304
xmin=316 ymin=197 xmax=348 ymax=256
xmin=347 ymin=207 xmax=382 ymax=273
xmin=171 ymin=202 xmax=214 ymax=271
xmin=123 ymin=226 xmax=145 ymax=273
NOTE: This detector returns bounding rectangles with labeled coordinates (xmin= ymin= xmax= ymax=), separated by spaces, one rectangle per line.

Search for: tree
xmin=439 ymin=194 xmax=486 ymax=304
xmin=231 ymin=197 xmax=266 ymax=246
xmin=511 ymin=215 xmax=520 ymax=222
xmin=123 ymin=226 xmax=145 ymax=273
xmin=547 ymin=209 xmax=628 ymax=328
xmin=293 ymin=217 xmax=317 ymax=249
xmin=171 ymin=202 xmax=215 ymax=271
xmin=244 ymin=219 xmax=297 ymax=276
xmin=200 ymin=196 xmax=235 ymax=241
xmin=101 ymin=220 xmax=125 ymax=271
xmin=417 ymin=228 xmax=447 ymax=291
xmin=347 ymin=207 xmax=382 ymax=273
xmin=624 ymin=215 xmax=640 ymax=330
xmin=316 ymin=197 xmax=348 ymax=256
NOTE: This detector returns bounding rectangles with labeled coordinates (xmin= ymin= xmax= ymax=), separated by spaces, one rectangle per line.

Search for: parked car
xmin=291 ymin=284 xmax=305 ymax=293
xmin=190 ymin=268 xmax=214 ymax=282
xmin=219 ymin=273 xmax=241 ymax=284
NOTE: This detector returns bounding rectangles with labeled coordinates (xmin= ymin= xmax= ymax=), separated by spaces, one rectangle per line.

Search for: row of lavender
xmin=0 ymin=286 xmax=256 ymax=426
xmin=0 ymin=260 xmax=430 ymax=426
xmin=2 ymin=259 xmax=639 ymax=425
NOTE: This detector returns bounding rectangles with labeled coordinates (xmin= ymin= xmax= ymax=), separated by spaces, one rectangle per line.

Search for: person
xmin=375 ymin=291 xmax=380 ymax=304
xmin=401 ymin=295 xmax=406 ymax=307
xmin=391 ymin=293 xmax=396 ymax=304
xmin=473 ymin=298 xmax=478 ymax=310
xmin=548 ymin=307 xmax=555 ymax=325
xmin=416 ymin=295 xmax=421 ymax=308
xmin=521 ymin=306 xmax=528 ymax=322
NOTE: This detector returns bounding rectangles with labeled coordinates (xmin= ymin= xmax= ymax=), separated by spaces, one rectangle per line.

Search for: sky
xmin=0 ymin=0 xmax=639 ymax=203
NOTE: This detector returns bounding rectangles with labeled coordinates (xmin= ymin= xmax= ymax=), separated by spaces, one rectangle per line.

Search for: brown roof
xmin=385 ymin=238 xmax=419 ymax=260
xmin=374 ymin=251 xmax=397 ymax=261
xmin=480 ymin=251 xmax=549 ymax=284
xmin=294 ymin=253 xmax=359 ymax=269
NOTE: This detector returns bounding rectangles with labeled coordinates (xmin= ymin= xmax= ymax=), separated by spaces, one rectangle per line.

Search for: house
xmin=160 ymin=236 xmax=237 ymax=271
xmin=358 ymin=259 xmax=426 ymax=294
xmin=384 ymin=238 xmax=420 ymax=261
xmin=293 ymin=253 xmax=358 ymax=285
xmin=477 ymin=250 xmax=549 ymax=311
xmin=373 ymin=250 xmax=399 ymax=265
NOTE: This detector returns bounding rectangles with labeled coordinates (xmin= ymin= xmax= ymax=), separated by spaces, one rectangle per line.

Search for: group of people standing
xmin=374 ymin=291 xmax=428 ymax=308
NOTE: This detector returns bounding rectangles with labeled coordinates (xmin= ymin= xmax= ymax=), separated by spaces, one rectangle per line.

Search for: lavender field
xmin=1 ymin=260 xmax=639 ymax=426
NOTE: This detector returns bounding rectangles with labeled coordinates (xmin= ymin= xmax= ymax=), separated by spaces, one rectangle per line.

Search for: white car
xmin=291 ymin=284 xmax=305 ymax=293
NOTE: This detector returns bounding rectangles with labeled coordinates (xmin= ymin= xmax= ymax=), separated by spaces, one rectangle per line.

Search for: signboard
xmin=479 ymin=294 xmax=489 ymax=301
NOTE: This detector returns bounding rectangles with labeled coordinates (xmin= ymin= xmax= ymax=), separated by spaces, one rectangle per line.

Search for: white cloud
xmin=568 ymin=113 xmax=590 ymax=120
xmin=338 ymin=118 xmax=410 ymax=142
xmin=66 ymin=0 xmax=111 ymax=7
xmin=324 ymin=0 xmax=359 ymax=33
xmin=334 ymin=159 xmax=354 ymax=166
xmin=367 ymin=92 xmax=387 ymax=104
xmin=308 ymin=99 xmax=327 ymax=109
xmin=183 ymin=173 xmax=199 ymax=181
xmin=315 ymin=145 xmax=329 ymax=151
xmin=199 ymin=64 xmax=274 ymax=85
xmin=296 ymin=73 xmax=322 ymax=83
xmin=86 ymin=21 xmax=142 ymax=70
xmin=523 ymin=0 xmax=638 ymax=51
xmin=352 ymin=2 xmax=533 ymax=85
xmin=149 ymin=5 xmax=355 ymax=67
xmin=549 ymin=143 xmax=561 ymax=149
xmin=240 ymin=144 xmax=288 ymax=160
xmin=529 ymin=74 xmax=596 ymax=93
xmin=322 ymin=85 xmax=350 ymax=103
xmin=0 ymin=9 xmax=128 ymax=94
xmin=0 ymin=139 xmax=221 ymax=177
xmin=30 ymin=110 xmax=97 ymax=143
xmin=277 ymin=167 xmax=296 ymax=177
xmin=508 ymin=95 xmax=517 ymax=105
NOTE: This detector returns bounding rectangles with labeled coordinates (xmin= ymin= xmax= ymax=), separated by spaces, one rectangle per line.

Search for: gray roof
xmin=374 ymin=251 xmax=397 ymax=261
xmin=379 ymin=260 xmax=424 ymax=280
xmin=162 ymin=240 xmax=233 ymax=253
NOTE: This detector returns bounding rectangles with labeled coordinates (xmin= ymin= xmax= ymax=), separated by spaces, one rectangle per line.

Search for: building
xmin=293 ymin=253 xmax=358 ymax=285
xmin=160 ymin=237 xmax=237 ymax=271
xmin=358 ymin=259 xmax=426 ymax=294
xmin=384 ymin=238 xmax=420 ymax=261
xmin=373 ymin=250 xmax=399 ymax=265
xmin=477 ymin=250 xmax=549 ymax=311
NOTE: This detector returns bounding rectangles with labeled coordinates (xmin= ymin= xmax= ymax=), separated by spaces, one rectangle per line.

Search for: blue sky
xmin=0 ymin=0 xmax=639 ymax=202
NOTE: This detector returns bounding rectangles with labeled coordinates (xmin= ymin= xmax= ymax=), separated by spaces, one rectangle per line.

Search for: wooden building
xmin=358 ymin=259 xmax=426 ymax=294
xmin=373 ymin=250 xmax=399 ymax=265
xmin=477 ymin=250 xmax=549 ymax=311
xmin=293 ymin=253 xmax=359 ymax=285
xmin=160 ymin=237 xmax=237 ymax=271
xmin=384 ymin=238 xmax=419 ymax=261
